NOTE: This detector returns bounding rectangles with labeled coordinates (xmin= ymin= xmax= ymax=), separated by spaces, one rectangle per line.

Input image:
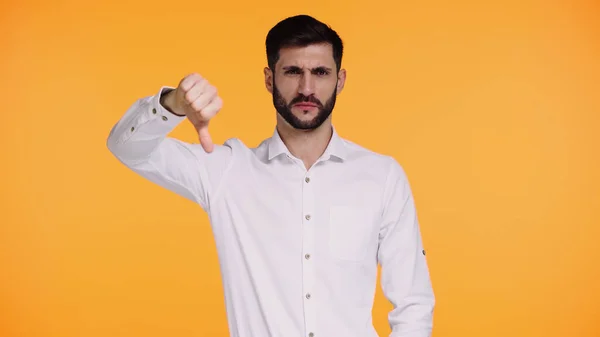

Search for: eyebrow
xmin=282 ymin=66 xmax=333 ymax=72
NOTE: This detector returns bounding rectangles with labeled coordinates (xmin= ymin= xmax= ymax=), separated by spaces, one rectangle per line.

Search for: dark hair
xmin=266 ymin=14 xmax=344 ymax=73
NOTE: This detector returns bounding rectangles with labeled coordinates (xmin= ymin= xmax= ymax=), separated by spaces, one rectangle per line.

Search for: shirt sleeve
xmin=377 ymin=158 xmax=435 ymax=337
xmin=106 ymin=86 xmax=233 ymax=211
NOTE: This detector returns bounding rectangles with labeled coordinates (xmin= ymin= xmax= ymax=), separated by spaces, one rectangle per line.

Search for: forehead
xmin=276 ymin=43 xmax=335 ymax=69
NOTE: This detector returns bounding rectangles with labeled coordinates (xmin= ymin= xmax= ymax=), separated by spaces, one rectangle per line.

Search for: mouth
xmin=293 ymin=103 xmax=319 ymax=109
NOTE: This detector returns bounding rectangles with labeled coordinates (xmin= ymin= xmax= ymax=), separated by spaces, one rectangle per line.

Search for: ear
xmin=336 ymin=68 xmax=346 ymax=94
xmin=264 ymin=67 xmax=274 ymax=94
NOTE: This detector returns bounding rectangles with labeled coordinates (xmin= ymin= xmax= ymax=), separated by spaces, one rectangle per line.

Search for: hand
xmin=164 ymin=73 xmax=223 ymax=153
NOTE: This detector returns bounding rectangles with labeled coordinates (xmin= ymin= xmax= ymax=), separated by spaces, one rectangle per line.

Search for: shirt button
xmin=306 ymin=293 xmax=311 ymax=299
xmin=308 ymin=333 xmax=314 ymax=337
xmin=152 ymin=108 xmax=157 ymax=114
xmin=305 ymin=177 xmax=310 ymax=183
xmin=305 ymin=253 xmax=311 ymax=260
xmin=130 ymin=127 xmax=135 ymax=132
xmin=162 ymin=116 xmax=168 ymax=121
xmin=305 ymin=214 xmax=311 ymax=221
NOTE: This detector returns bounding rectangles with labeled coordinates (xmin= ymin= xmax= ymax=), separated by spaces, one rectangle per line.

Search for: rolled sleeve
xmin=377 ymin=158 xmax=435 ymax=337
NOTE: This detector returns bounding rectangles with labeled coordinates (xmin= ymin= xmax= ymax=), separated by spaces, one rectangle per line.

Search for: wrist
xmin=160 ymin=89 xmax=185 ymax=117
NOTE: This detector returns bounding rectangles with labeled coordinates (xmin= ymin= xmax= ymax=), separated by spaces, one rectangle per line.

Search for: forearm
xmin=106 ymin=85 xmax=233 ymax=208
xmin=384 ymin=254 xmax=435 ymax=337
xmin=382 ymin=231 xmax=435 ymax=337
xmin=378 ymin=158 xmax=435 ymax=337
xmin=107 ymin=86 xmax=185 ymax=166
xmin=106 ymin=86 xmax=209 ymax=205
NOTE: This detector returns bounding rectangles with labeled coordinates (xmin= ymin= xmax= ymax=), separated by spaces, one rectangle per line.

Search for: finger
xmin=200 ymin=96 xmax=223 ymax=120
xmin=191 ymin=85 xmax=217 ymax=114
xmin=197 ymin=123 xmax=214 ymax=153
xmin=184 ymin=79 xmax=208 ymax=106
xmin=179 ymin=73 xmax=202 ymax=92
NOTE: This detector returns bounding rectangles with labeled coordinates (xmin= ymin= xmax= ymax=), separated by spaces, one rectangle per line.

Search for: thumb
xmin=197 ymin=122 xmax=214 ymax=153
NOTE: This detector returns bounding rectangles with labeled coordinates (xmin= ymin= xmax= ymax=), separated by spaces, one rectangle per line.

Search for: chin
xmin=292 ymin=106 xmax=316 ymax=113
xmin=293 ymin=109 xmax=319 ymax=119
xmin=295 ymin=116 xmax=319 ymax=125
xmin=295 ymin=111 xmax=316 ymax=119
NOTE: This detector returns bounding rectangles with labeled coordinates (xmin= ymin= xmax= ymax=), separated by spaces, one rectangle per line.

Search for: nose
xmin=298 ymin=72 xmax=315 ymax=96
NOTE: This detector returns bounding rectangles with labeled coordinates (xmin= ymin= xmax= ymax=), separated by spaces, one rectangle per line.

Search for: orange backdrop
xmin=1 ymin=0 xmax=599 ymax=336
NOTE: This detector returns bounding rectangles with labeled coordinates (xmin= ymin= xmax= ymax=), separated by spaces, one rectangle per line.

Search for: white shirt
xmin=107 ymin=87 xmax=435 ymax=337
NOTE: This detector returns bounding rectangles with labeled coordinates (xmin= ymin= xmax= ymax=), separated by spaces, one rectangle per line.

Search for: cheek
xmin=275 ymin=80 xmax=299 ymax=98
xmin=317 ymin=81 xmax=337 ymax=98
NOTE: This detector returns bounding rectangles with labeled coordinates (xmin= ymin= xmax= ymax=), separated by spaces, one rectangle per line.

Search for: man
xmin=107 ymin=14 xmax=434 ymax=337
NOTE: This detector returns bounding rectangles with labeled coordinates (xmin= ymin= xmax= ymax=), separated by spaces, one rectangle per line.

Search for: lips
xmin=294 ymin=103 xmax=318 ymax=108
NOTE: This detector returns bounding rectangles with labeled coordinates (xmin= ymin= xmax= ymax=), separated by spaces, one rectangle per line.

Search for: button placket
xmin=301 ymin=171 xmax=316 ymax=336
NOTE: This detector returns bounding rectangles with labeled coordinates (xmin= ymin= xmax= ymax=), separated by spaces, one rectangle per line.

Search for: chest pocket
xmin=328 ymin=205 xmax=377 ymax=262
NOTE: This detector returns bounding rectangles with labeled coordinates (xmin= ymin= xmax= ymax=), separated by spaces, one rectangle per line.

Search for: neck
xmin=276 ymin=121 xmax=333 ymax=169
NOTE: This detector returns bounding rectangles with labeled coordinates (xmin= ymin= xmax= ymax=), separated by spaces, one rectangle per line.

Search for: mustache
xmin=289 ymin=95 xmax=323 ymax=107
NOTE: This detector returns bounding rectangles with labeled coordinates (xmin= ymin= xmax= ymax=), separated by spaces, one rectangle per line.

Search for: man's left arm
xmin=377 ymin=158 xmax=435 ymax=337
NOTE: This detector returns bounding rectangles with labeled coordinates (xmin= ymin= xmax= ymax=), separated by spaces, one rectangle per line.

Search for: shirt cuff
xmin=151 ymin=86 xmax=187 ymax=128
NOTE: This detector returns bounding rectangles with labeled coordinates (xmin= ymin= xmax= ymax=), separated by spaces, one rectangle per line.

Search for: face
xmin=265 ymin=43 xmax=346 ymax=130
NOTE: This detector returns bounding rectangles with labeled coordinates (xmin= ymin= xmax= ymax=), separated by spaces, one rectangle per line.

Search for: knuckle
xmin=184 ymin=91 xmax=194 ymax=103
xmin=198 ymin=110 xmax=208 ymax=120
xmin=180 ymin=73 xmax=202 ymax=91
xmin=190 ymin=73 xmax=202 ymax=81
xmin=179 ymin=81 xmax=189 ymax=92
xmin=180 ymin=75 xmax=193 ymax=89
xmin=191 ymin=99 xmax=203 ymax=111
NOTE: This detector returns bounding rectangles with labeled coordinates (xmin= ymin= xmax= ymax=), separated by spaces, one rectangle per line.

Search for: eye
xmin=285 ymin=68 xmax=302 ymax=75
xmin=314 ymin=68 xmax=330 ymax=76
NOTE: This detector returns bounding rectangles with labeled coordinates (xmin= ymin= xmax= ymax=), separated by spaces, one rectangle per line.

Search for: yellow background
xmin=2 ymin=0 xmax=599 ymax=336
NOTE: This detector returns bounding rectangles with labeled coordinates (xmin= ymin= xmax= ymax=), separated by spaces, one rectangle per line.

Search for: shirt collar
xmin=267 ymin=126 xmax=348 ymax=162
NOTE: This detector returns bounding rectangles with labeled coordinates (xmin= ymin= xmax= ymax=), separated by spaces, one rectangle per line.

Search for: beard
xmin=272 ymin=81 xmax=337 ymax=130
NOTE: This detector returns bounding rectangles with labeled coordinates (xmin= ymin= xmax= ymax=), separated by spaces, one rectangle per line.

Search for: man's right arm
xmin=106 ymin=85 xmax=232 ymax=211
